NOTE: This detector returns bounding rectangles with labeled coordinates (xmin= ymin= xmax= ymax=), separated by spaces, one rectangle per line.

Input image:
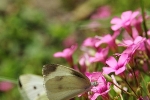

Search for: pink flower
xmin=119 ymin=36 xmax=145 ymax=50
xmin=86 ymin=72 xmax=111 ymax=100
xmin=0 ymin=81 xmax=13 ymax=92
xmin=148 ymin=30 xmax=150 ymax=35
xmin=111 ymin=11 xmax=139 ymax=31
xmin=79 ymin=53 xmax=91 ymax=73
xmin=132 ymin=12 xmax=150 ymax=35
xmin=82 ymin=37 xmax=100 ymax=49
xmin=103 ymin=53 xmax=129 ymax=75
xmin=131 ymin=14 xmax=143 ymax=35
xmin=80 ymin=46 xmax=96 ymax=56
xmin=122 ymin=36 xmax=146 ymax=56
xmin=95 ymin=31 xmax=120 ymax=52
xmin=89 ymin=47 xmax=109 ymax=63
xmin=91 ymin=6 xmax=111 ymax=19
xmin=122 ymin=44 xmax=139 ymax=57
xmin=53 ymin=44 xmax=77 ymax=66
xmin=122 ymin=27 xmax=139 ymax=40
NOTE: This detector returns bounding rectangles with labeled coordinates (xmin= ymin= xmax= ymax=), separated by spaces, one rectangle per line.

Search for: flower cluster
xmin=54 ymin=10 xmax=150 ymax=100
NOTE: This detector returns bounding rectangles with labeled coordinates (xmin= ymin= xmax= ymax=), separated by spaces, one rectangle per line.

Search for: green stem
xmin=124 ymin=77 xmax=138 ymax=98
xmin=0 ymin=77 xmax=17 ymax=84
xmin=140 ymin=74 xmax=150 ymax=99
xmin=131 ymin=66 xmax=139 ymax=87
xmin=140 ymin=0 xmax=148 ymax=38
xmin=111 ymin=82 xmax=134 ymax=96
xmin=119 ymin=94 xmax=123 ymax=100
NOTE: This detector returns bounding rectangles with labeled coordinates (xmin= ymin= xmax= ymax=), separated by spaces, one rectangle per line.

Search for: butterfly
xmin=18 ymin=74 xmax=49 ymax=100
xmin=19 ymin=64 xmax=92 ymax=100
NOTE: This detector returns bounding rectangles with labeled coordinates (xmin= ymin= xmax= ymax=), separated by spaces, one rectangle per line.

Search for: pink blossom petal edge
xmin=90 ymin=93 xmax=100 ymax=100
xmin=111 ymin=17 xmax=122 ymax=24
xmin=111 ymin=18 xmax=122 ymax=30
xmin=103 ymin=67 xmax=115 ymax=74
xmin=118 ymin=53 xmax=129 ymax=66
xmin=121 ymin=11 xmax=132 ymax=21
xmin=134 ymin=36 xmax=145 ymax=44
xmin=53 ymin=52 xmax=64 ymax=57
xmin=106 ymin=57 xmax=117 ymax=68
xmin=131 ymin=11 xmax=140 ymax=19
xmin=115 ymin=66 xmax=126 ymax=75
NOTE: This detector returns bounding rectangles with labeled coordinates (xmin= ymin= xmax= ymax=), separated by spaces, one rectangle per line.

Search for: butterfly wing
xmin=42 ymin=64 xmax=91 ymax=100
xmin=18 ymin=74 xmax=49 ymax=100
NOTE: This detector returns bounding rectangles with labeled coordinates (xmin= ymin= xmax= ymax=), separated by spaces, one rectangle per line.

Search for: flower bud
xmin=136 ymin=87 xmax=142 ymax=97
xmin=147 ymin=82 xmax=150 ymax=94
xmin=103 ymin=74 xmax=113 ymax=82
xmin=113 ymin=96 xmax=119 ymax=100
xmin=113 ymin=84 xmax=122 ymax=94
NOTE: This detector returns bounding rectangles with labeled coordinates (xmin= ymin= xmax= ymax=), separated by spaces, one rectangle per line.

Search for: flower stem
xmin=131 ymin=66 xmax=139 ymax=87
xmin=124 ymin=76 xmax=138 ymax=98
xmin=140 ymin=0 xmax=148 ymax=38
xmin=119 ymin=94 xmax=123 ymax=100
xmin=111 ymin=82 xmax=134 ymax=96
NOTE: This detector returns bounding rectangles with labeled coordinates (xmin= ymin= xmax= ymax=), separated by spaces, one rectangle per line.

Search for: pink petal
xmin=121 ymin=11 xmax=132 ymax=21
xmin=112 ymin=30 xmax=120 ymax=39
xmin=123 ymin=44 xmax=138 ymax=55
xmin=106 ymin=57 xmax=117 ymax=68
xmin=90 ymin=93 xmax=100 ymax=100
xmin=123 ymin=40 xmax=133 ymax=46
xmin=91 ymin=72 xmax=102 ymax=80
xmin=53 ymin=52 xmax=64 ymax=57
xmin=131 ymin=11 xmax=140 ymax=19
xmin=115 ymin=66 xmax=126 ymax=75
xmin=111 ymin=17 xmax=122 ymax=24
xmin=134 ymin=36 xmax=145 ymax=44
xmin=111 ymin=24 xmax=122 ymax=31
xmin=63 ymin=49 xmax=71 ymax=55
xmin=89 ymin=48 xmax=108 ymax=63
xmin=122 ymin=31 xmax=133 ymax=40
xmin=102 ymin=47 xmax=109 ymax=57
xmin=95 ymin=35 xmax=111 ymax=47
xmin=70 ymin=44 xmax=78 ymax=52
xmin=103 ymin=67 xmax=115 ymax=74
xmin=85 ymin=72 xmax=92 ymax=81
xmin=132 ymin=28 xmax=139 ymax=39
xmin=102 ymin=35 xmax=112 ymax=42
xmin=95 ymin=41 xmax=102 ymax=47
xmin=89 ymin=57 xmax=97 ymax=63
xmin=82 ymin=37 xmax=93 ymax=46
xmin=53 ymin=44 xmax=77 ymax=59
xmin=0 ymin=81 xmax=13 ymax=92
xmin=118 ymin=53 xmax=128 ymax=66
xmin=99 ymin=88 xmax=110 ymax=95
xmin=82 ymin=37 xmax=99 ymax=47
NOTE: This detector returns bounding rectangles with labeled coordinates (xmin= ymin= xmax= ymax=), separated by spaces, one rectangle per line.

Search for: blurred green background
xmin=0 ymin=0 xmax=150 ymax=99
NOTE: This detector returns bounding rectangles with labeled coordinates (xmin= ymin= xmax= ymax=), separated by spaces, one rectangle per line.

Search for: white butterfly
xmin=43 ymin=64 xmax=92 ymax=100
xmin=18 ymin=74 xmax=49 ymax=100
xmin=19 ymin=64 xmax=92 ymax=100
